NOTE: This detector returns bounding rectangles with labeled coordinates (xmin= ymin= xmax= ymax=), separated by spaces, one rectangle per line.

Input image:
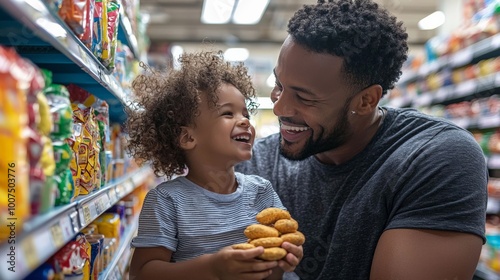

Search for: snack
xmin=256 ymin=207 xmax=291 ymax=225
xmin=231 ymin=243 xmax=256 ymax=250
xmin=259 ymin=248 xmax=287 ymax=261
xmin=249 ymin=237 xmax=283 ymax=248
xmin=280 ymin=231 xmax=306 ymax=246
xmin=244 ymin=224 xmax=280 ymax=239
xmin=274 ymin=218 xmax=298 ymax=234
xmin=233 ymin=207 xmax=305 ymax=261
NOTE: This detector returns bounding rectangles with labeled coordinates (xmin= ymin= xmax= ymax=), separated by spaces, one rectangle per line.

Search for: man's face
xmin=271 ymin=36 xmax=355 ymax=160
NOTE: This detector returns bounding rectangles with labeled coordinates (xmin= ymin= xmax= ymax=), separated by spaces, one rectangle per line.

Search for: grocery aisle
xmin=385 ymin=1 xmax=500 ymax=279
xmin=0 ymin=0 xmax=155 ymax=279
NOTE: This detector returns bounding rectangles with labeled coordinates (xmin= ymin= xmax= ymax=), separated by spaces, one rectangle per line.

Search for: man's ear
xmin=179 ymin=126 xmax=196 ymax=150
xmin=353 ymin=84 xmax=382 ymax=115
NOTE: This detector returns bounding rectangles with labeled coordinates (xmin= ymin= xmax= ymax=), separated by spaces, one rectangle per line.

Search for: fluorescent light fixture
xmin=224 ymin=48 xmax=249 ymax=61
xmin=201 ymin=0 xmax=235 ymax=24
xmin=418 ymin=11 xmax=445 ymax=30
xmin=233 ymin=0 xmax=270 ymax=24
xmin=201 ymin=0 xmax=269 ymax=25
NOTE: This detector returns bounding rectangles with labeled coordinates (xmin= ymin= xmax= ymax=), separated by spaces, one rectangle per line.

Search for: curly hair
xmin=125 ymin=51 xmax=257 ymax=178
xmin=288 ymin=0 xmax=408 ymax=95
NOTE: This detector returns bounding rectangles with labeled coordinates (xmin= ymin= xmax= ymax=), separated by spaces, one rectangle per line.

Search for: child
xmin=126 ymin=50 xmax=303 ymax=280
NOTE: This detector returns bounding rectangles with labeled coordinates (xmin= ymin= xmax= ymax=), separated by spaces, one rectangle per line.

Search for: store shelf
xmin=399 ymin=33 xmax=500 ymax=85
xmin=0 ymin=0 xmax=130 ymax=123
xmin=118 ymin=10 xmax=140 ymax=59
xmin=407 ymin=72 xmax=500 ymax=108
xmin=0 ymin=167 xmax=151 ymax=280
xmin=99 ymin=216 xmax=138 ymax=280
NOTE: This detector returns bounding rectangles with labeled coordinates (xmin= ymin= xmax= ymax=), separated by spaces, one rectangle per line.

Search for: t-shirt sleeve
xmin=386 ymin=127 xmax=488 ymax=242
xmin=130 ymin=187 xmax=179 ymax=251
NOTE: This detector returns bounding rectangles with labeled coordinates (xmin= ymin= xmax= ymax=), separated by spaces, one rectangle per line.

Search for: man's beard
xmin=279 ymin=103 xmax=351 ymax=161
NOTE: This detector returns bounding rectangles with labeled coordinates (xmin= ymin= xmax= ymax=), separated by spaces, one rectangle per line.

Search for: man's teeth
xmin=233 ymin=135 xmax=250 ymax=141
xmin=281 ymin=124 xmax=309 ymax=132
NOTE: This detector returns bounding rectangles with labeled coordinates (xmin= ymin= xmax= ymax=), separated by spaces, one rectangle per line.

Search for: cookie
xmin=274 ymin=219 xmax=299 ymax=234
xmin=280 ymin=231 xmax=305 ymax=246
xmin=232 ymin=243 xmax=256 ymax=250
xmin=258 ymin=247 xmax=287 ymax=261
xmin=256 ymin=208 xmax=291 ymax=225
xmin=244 ymin=224 xmax=280 ymax=239
xmin=249 ymin=237 xmax=283 ymax=248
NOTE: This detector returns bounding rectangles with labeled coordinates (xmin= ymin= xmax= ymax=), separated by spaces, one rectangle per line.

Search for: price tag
xmin=50 ymin=222 xmax=64 ymax=248
xmin=108 ymin=187 xmax=117 ymax=204
xmin=435 ymin=87 xmax=449 ymax=102
xmin=416 ymin=94 xmax=432 ymax=107
xmin=492 ymin=34 xmax=500 ymax=49
xmin=83 ymin=205 xmax=92 ymax=225
xmin=79 ymin=46 xmax=89 ymax=65
xmin=450 ymin=48 xmax=473 ymax=67
xmin=60 ymin=215 xmax=74 ymax=239
xmin=102 ymin=193 xmax=110 ymax=209
xmin=95 ymin=198 xmax=102 ymax=215
xmin=478 ymin=115 xmax=500 ymax=129
xmin=21 ymin=237 xmax=39 ymax=269
xmin=454 ymin=80 xmax=476 ymax=98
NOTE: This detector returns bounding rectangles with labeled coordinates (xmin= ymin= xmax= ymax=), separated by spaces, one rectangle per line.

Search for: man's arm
xmin=370 ymin=229 xmax=483 ymax=280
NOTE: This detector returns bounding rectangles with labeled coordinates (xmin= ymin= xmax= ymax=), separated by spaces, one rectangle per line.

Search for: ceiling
xmin=140 ymin=0 xmax=441 ymax=47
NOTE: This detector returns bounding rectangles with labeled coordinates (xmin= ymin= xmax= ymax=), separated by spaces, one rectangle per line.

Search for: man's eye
xmin=296 ymin=95 xmax=314 ymax=103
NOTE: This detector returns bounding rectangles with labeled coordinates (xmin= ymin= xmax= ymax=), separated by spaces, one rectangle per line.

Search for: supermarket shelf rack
xmin=99 ymin=215 xmax=139 ymax=280
xmin=0 ymin=0 xmax=133 ymax=123
xmin=0 ymin=167 xmax=150 ymax=280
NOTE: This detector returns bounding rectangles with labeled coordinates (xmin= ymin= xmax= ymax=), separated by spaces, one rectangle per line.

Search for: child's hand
xmin=210 ymin=246 xmax=279 ymax=280
xmin=278 ymin=242 xmax=303 ymax=272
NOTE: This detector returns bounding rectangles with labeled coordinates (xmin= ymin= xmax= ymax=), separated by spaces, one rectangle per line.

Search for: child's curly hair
xmin=125 ymin=50 xmax=258 ymax=179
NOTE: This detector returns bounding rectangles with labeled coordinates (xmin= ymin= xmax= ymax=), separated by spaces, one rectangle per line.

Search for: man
xmin=236 ymin=0 xmax=488 ymax=279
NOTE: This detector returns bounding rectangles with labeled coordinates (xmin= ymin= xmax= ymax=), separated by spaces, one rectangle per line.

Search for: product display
xmin=389 ymin=1 xmax=500 ymax=277
xmin=0 ymin=0 xmax=151 ymax=279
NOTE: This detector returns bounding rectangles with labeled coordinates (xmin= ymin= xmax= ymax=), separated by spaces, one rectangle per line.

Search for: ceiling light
xmin=224 ymin=48 xmax=249 ymax=61
xmin=233 ymin=0 xmax=270 ymax=25
xmin=201 ymin=0 xmax=270 ymax=25
xmin=418 ymin=11 xmax=445 ymax=30
xmin=201 ymin=0 xmax=235 ymax=24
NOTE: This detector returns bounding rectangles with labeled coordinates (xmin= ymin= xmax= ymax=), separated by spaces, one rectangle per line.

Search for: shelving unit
xmin=393 ymin=28 xmax=500 ymax=279
xmin=0 ymin=1 xmax=148 ymax=278
xmin=99 ymin=216 xmax=138 ymax=280
xmin=0 ymin=167 xmax=149 ymax=280
xmin=0 ymin=0 xmax=138 ymax=123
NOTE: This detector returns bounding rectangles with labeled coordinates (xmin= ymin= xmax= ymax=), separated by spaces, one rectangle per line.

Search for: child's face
xmin=191 ymin=83 xmax=255 ymax=165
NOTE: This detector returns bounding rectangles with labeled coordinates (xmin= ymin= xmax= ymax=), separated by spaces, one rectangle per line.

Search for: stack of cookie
xmin=232 ymin=208 xmax=305 ymax=261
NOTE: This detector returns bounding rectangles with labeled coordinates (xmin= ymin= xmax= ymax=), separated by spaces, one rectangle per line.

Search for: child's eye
xmin=222 ymin=111 xmax=233 ymax=116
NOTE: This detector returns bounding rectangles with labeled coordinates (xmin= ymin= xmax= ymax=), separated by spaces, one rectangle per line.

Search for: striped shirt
xmin=130 ymin=172 xmax=284 ymax=262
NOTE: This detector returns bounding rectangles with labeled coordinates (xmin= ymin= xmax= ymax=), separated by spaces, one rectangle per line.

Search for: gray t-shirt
xmin=130 ymin=172 xmax=283 ymax=262
xmin=236 ymin=107 xmax=487 ymax=280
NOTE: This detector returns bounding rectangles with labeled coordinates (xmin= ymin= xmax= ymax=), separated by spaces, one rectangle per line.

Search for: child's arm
xmin=129 ymin=245 xmax=279 ymax=280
